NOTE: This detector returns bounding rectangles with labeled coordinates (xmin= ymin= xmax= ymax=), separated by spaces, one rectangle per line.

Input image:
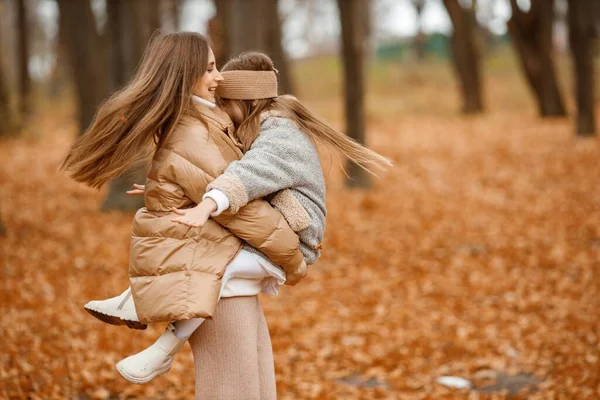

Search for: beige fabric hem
xmin=208 ymin=174 xmax=248 ymax=214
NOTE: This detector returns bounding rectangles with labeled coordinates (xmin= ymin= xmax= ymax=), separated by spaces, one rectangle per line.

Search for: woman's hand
xmin=172 ymin=198 xmax=218 ymax=228
xmin=285 ymin=260 xmax=307 ymax=286
xmin=127 ymin=184 xmax=145 ymax=196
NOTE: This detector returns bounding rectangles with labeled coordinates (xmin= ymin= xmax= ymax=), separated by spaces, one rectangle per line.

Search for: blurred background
xmin=1 ymin=0 xmax=600 ymax=399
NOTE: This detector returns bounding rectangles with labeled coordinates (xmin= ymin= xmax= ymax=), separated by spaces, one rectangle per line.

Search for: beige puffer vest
xmin=129 ymin=104 xmax=303 ymax=324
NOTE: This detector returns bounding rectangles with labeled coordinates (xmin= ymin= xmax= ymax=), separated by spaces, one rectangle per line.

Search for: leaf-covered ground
xmin=2 ymin=59 xmax=600 ymax=399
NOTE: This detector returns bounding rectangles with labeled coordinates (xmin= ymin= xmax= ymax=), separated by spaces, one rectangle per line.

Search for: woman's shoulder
xmin=168 ymin=107 xmax=230 ymax=139
xmin=167 ymin=117 xmax=210 ymax=145
xmin=158 ymin=118 xmax=229 ymax=173
xmin=163 ymin=117 xmax=226 ymax=163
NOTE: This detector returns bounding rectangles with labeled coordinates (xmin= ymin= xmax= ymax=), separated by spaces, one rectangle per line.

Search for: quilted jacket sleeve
xmin=213 ymin=202 xmax=304 ymax=273
xmin=159 ymin=122 xmax=304 ymax=274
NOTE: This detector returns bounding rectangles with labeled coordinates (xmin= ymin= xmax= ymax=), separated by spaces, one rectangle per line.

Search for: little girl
xmin=106 ymin=51 xmax=391 ymax=384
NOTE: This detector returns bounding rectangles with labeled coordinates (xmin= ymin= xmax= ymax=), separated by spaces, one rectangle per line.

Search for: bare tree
xmin=163 ymin=0 xmax=182 ymax=32
xmin=337 ymin=0 xmax=370 ymax=188
xmin=264 ymin=0 xmax=294 ymax=94
xmin=507 ymin=0 xmax=566 ymax=117
xmin=101 ymin=169 xmax=147 ymax=211
xmin=1 ymin=2 xmax=19 ymax=135
xmin=413 ymin=0 xmax=426 ymax=61
xmin=209 ymin=0 xmax=232 ymax=68
xmin=106 ymin=0 xmax=160 ymax=91
xmin=48 ymin=9 xmax=69 ymax=99
xmin=568 ymin=0 xmax=596 ymax=135
xmin=0 ymin=212 xmax=5 ymax=236
xmin=57 ymin=0 xmax=108 ymax=134
xmin=216 ymin=0 xmax=294 ymax=94
xmin=59 ymin=0 xmax=155 ymax=211
xmin=106 ymin=0 xmax=125 ymax=91
xmin=229 ymin=0 xmax=265 ymax=55
xmin=148 ymin=0 xmax=162 ymax=35
xmin=102 ymin=0 xmax=160 ymax=211
xmin=127 ymin=0 xmax=153 ymax=76
xmin=442 ymin=0 xmax=484 ymax=114
xmin=16 ymin=0 xmax=30 ymax=116
xmin=0 ymin=52 xmax=17 ymax=137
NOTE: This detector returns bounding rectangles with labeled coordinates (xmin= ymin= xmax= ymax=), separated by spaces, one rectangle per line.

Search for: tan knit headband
xmin=217 ymin=71 xmax=278 ymax=100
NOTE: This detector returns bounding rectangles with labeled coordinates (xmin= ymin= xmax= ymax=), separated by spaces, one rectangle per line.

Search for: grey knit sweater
xmin=207 ymin=114 xmax=326 ymax=265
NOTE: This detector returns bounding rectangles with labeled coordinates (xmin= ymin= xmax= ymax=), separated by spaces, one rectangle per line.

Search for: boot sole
xmin=116 ymin=363 xmax=171 ymax=384
xmin=84 ymin=306 xmax=147 ymax=330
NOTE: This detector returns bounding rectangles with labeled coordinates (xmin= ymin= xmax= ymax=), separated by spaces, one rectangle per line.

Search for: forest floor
xmin=1 ymin=53 xmax=600 ymax=399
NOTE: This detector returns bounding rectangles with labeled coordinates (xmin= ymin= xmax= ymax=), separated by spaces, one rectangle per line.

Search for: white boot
xmin=84 ymin=287 xmax=147 ymax=330
xmin=116 ymin=324 xmax=187 ymax=384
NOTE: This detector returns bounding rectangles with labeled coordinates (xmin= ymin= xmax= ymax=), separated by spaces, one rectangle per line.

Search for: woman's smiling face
xmin=193 ymin=48 xmax=223 ymax=102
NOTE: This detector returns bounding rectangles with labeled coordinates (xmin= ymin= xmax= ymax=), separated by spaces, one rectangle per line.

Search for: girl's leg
xmin=172 ymin=317 xmax=205 ymax=339
xmin=173 ymin=251 xmax=270 ymax=338
xmin=222 ymin=250 xmax=274 ymax=280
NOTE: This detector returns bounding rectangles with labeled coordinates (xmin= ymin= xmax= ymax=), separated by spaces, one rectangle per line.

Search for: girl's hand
xmin=171 ymin=198 xmax=218 ymax=228
xmin=127 ymin=184 xmax=145 ymax=196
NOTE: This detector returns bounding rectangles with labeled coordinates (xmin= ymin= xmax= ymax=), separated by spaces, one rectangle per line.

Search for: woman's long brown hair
xmin=218 ymin=52 xmax=392 ymax=174
xmin=61 ymin=31 xmax=210 ymax=188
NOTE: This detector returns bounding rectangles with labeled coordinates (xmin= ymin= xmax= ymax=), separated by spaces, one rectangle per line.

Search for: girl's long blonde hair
xmin=61 ymin=31 xmax=211 ymax=188
xmin=218 ymin=52 xmax=392 ymax=174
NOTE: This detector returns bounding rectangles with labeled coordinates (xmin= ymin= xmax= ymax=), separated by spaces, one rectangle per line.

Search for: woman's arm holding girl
xmin=155 ymin=128 xmax=306 ymax=281
xmin=173 ymin=117 xmax=316 ymax=230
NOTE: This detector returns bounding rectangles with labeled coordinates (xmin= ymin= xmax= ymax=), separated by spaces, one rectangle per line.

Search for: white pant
xmin=173 ymin=250 xmax=280 ymax=338
xmin=222 ymin=250 xmax=275 ymax=289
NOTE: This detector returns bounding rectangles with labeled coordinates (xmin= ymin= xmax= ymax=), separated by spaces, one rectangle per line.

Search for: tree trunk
xmin=224 ymin=0 xmax=294 ymax=94
xmin=264 ymin=0 xmax=294 ymax=94
xmin=229 ymin=0 xmax=266 ymax=56
xmin=413 ymin=0 xmax=426 ymax=61
xmin=337 ymin=0 xmax=370 ymax=188
xmin=102 ymin=0 xmax=155 ymax=211
xmin=443 ymin=0 xmax=484 ymax=114
xmin=106 ymin=0 xmax=126 ymax=91
xmin=48 ymin=9 xmax=69 ymax=99
xmin=0 ymin=52 xmax=17 ymax=137
xmin=100 ymin=167 xmax=146 ymax=211
xmin=568 ymin=0 xmax=596 ymax=136
xmin=16 ymin=0 xmax=30 ymax=117
xmin=126 ymin=0 xmax=151 ymax=77
xmin=210 ymin=0 xmax=232 ymax=68
xmin=148 ymin=0 xmax=162 ymax=36
xmin=164 ymin=0 xmax=181 ymax=32
xmin=507 ymin=0 xmax=566 ymax=117
xmin=0 ymin=63 xmax=11 ymax=137
xmin=106 ymin=0 xmax=155 ymax=91
xmin=57 ymin=0 xmax=108 ymax=134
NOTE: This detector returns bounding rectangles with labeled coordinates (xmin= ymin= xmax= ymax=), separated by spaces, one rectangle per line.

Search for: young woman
xmin=62 ymin=32 xmax=303 ymax=397
xmin=94 ymin=51 xmax=391 ymax=385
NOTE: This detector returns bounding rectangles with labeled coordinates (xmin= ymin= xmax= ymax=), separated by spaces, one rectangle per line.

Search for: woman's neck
xmin=192 ymin=95 xmax=216 ymax=109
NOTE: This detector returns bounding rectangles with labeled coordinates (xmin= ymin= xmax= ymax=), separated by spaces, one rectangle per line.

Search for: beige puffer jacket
xmin=129 ymin=103 xmax=304 ymax=324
